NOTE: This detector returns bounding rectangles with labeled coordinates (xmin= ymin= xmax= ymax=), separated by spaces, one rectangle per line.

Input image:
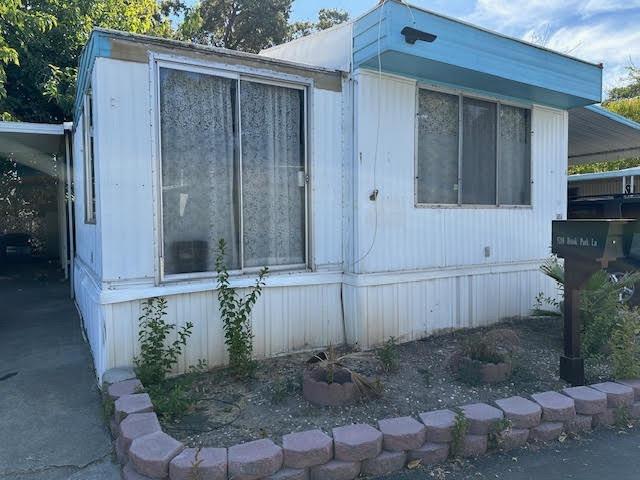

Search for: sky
xmin=290 ymin=0 xmax=640 ymax=94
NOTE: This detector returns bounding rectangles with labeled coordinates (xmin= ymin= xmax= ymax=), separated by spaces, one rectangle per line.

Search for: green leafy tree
xmin=288 ymin=8 xmax=349 ymax=40
xmin=179 ymin=0 xmax=294 ymax=53
xmin=0 ymin=0 xmax=173 ymax=122
xmin=604 ymin=97 xmax=640 ymax=124
xmin=607 ymin=65 xmax=640 ymax=102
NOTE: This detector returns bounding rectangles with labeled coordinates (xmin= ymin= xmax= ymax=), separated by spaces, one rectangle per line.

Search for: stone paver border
xmin=105 ymin=373 xmax=640 ymax=479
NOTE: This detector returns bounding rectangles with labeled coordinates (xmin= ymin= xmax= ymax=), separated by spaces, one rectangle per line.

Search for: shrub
xmin=451 ymin=409 xmax=469 ymax=457
xmin=134 ymin=297 xmax=194 ymax=386
xmin=610 ymin=307 xmax=640 ymax=379
xmin=215 ymin=239 xmax=268 ymax=378
xmin=376 ymin=336 xmax=399 ymax=372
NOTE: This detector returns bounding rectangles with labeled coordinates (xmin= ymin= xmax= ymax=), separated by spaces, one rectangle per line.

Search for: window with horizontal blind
xmin=158 ymin=66 xmax=307 ymax=277
xmin=416 ymin=87 xmax=531 ymax=207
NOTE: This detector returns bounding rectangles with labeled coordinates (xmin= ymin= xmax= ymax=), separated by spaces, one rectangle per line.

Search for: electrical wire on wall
xmin=350 ymin=0 xmax=415 ymax=269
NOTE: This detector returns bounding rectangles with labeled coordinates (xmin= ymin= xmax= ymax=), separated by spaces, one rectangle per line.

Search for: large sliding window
xmin=158 ymin=65 xmax=307 ymax=277
xmin=416 ymin=87 xmax=531 ymax=207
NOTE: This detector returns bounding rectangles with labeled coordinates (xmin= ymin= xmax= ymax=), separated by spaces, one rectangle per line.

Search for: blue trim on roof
xmin=353 ymin=1 xmax=603 ymax=109
xmin=73 ymin=31 xmax=112 ymax=123
xmin=585 ymin=105 xmax=640 ymax=131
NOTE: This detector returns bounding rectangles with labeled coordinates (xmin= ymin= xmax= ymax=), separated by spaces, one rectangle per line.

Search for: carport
xmin=569 ymin=105 xmax=640 ymax=165
xmin=0 ymin=121 xmax=73 ymax=281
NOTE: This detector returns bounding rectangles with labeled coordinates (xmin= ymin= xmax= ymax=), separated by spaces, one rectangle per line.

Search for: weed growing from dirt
xmin=488 ymin=417 xmax=512 ymax=450
xmin=451 ymin=409 xmax=470 ymax=457
xmin=376 ymin=336 xmax=399 ymax=372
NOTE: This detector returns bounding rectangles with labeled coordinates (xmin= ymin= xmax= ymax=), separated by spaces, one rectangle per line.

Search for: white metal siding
xmin=74 ymin=260 xmax=105 ymax=378
xmin=72 ymin=110 xmax=101 ymax=279
xmin=353 ymin=71 xmax=568 ymax=274
xmin=94 ymin=58 xmax=156 ymax=283
xmin=260 ymin=22 xmax=352 ymax=72
xmin=102 ymin=283 xmax=344 ymax=373
xmin=573 ymin=177 xmax=624 ymax=196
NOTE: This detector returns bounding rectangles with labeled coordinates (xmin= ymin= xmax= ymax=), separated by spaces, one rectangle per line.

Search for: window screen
xmin=461 ymin=98 xmax=497 ymax=205
xmin=416 ymin=87 xmax=531 ymax=207
xmin=499 ymin=105 xmax=531 ymax=205
xmin=84 ymin=91 xmax=96 ymax=223
xmin=160 ymin=68 xmax=240 ymax=275
xmin=416 ymin=89 xmax=459 ymax=204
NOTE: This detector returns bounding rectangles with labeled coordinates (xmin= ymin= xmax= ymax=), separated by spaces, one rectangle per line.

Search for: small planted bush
xmin=457 ymin=329 xmax=519 ymax=385
xmin=215 ymin=239 xmax=268 ymax=378
xmin=611 ymin=307 xmax=640 ymax=380
xmin=135 ymin=297 xmax=194 ymax=386
xmin=376 ymin=336 xmax=399 ymax=372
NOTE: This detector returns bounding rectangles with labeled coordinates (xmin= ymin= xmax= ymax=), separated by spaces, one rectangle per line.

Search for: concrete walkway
xmin=0 ymin=263 xmax=119 ymax=480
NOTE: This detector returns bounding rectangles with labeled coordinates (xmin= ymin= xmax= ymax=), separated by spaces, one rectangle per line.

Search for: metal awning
xmin=569 ymin=105 xmax=640 ymax=165
xmin=0 ymin=121 xmax=66 ymax=177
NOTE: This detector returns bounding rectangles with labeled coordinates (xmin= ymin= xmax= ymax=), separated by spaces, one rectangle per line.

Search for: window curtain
xmin=160 ymin=68 xmax=239 ymax=274
xmin=461 ymin=98 xmax=497 ymax=205
xmin=240 ymin=81 xmax=305 ymax=268
xmin=416 ymin=90 xmax=459 ymax=204
xmin=499 ymin=105 xmax=531 ymax=205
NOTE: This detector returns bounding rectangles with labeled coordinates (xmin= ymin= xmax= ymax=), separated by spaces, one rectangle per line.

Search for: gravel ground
xmin=162 ymin=316 xmax=587 ymax=448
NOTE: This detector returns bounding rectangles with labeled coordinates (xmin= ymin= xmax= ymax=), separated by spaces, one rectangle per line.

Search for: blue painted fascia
xmin=585 ymin=104 xmax=640 ymax=131
xmin=353 ymin=0 xmax=603 ymax=109
xmin=73 ymin=30 xmax=112 ymax=124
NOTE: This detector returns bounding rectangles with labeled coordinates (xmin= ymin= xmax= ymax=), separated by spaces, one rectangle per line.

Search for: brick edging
xmin=106 ymin=375 xmax=640 ymax=480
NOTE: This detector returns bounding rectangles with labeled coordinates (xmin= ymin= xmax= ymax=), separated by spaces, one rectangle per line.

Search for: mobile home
xmin=69 ymin=1 xmax=607 ymax=380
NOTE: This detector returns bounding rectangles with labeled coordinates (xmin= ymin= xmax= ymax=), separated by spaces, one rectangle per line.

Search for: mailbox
xmin=551 ymin=219 xmax=640 ymax=385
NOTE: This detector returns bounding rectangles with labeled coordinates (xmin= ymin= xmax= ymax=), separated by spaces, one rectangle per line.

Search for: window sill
xmin=414 ymin=203 xmax=533 ymax=210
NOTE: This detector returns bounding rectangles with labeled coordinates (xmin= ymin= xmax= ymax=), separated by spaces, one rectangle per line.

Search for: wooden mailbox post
xmin=551 ymin=219 xmax=640 ymax=385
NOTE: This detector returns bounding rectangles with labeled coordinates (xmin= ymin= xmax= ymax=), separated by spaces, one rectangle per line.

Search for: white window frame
xmin=414 ymin=84 xmax=533 ymax=209
xmin=83 ymin=90 xmax=96 ymax=224
xmin=151 ymin=56 xmax=311 ymax=283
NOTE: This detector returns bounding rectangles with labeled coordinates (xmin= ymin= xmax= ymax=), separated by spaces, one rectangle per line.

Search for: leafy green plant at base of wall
xmin=134 ymin=297 xmax=194 ymax=386
xmin=216 ymin=239 xmax=268 ymax=379
xmin=488 ymin=418 xmax=512 ymax=450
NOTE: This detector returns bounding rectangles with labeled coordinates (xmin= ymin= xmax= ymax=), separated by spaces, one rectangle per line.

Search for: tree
xmin=288 ymin=8 xmax=349 ymax=41
xmin=179 ymin=0 xmax=294 ymax=53
xmin=607 ymin=65 xmax=640 ymax=102
xmin=0 ymin=0 xmax=172 ymax=122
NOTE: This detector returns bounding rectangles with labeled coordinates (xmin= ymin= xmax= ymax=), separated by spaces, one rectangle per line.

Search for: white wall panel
xmin=74 ymin=260 xmax=105 ymax=378
xmin=311 ymin=88 xmax=343 ymax=268
xmin=102 ymin=283 xmax=344 ymax=375
xmin=353 ymin=71 xmax=568 ymax=274
xmin=94 ymin=58 xmax=155 ymax=283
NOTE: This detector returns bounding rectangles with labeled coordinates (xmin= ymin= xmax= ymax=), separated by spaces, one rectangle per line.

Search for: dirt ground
xmin=161 ymin=316 xmax=607 ymax=449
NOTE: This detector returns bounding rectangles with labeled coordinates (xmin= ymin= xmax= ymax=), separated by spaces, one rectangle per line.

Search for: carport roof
xmin=569 ymin=105 xmax=640 ymax=165
xmin=0 ymin=121 xmax=67 ymax=177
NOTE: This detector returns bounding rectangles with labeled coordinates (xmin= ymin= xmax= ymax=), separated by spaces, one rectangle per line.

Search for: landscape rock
xmin=419 ymin=409 xmax=455 ymax=443
xmin=282 ymin=429 xmax=332 ymax=468
xmin=309 ymin=460 xmax=361 ymax=480
xmin=108 ymin=378 xmax=143 ymax=401
xmin=529 ymin=422 xmax=563 ymax=442
xmin=267 ymin=468 xmax=309 ymax=480
xmin=460 ymin=403 xmax=504 ymax=435
xmin=333 ymin=424 xmax=382 ymax=461
xmin=115 ymin=393 xmax=154 ymax=424
xmin=129 ymin=431 xmax=184 ymax=479
xmin=377 ymin=416 xmax=426 ymax=451
xmin=460 ymin=435 xmax=487 ymax=457
xmin=119 ymin=413 xmax=161 ymax=453
xmin=494 ymin=396 xmax=541 ymax=429
xmin=592 ymin=408 xmax=615 ymax=427
xmin=531 ymin=391 xmax=575 ymax=422
xmin=497 ymin=428 xmax=529 ymax=450
xmin=590 ymin=382 xmax=634 ymax=408
xmin=631 ymin=402 xmax=640 ymax=419
xmin=228 ymin=438 xmax=283 ymax=480
xmin=564 ymin=414 xmax=593 ymax=434
xmin=407 ymin=442 xmax=449 ymax=464
xmin=561 ymin=386 xmax=607 ymax=415
xmin=617 ymin=379 xmax=640 ymax=401
xmin=362 ymin=450 xmax=406 ymax=476
xmin=169 ymin=447 xmax=227 ymax=480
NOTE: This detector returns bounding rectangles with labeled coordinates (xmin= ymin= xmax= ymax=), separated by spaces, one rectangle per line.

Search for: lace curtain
xmin=499 ymin=105 xmax=531 ymax=205
xmin=160 ymin=68 xmax=239 ymax=274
